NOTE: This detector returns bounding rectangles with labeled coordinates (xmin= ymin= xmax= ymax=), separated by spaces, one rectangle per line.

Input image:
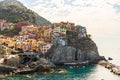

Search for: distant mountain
xmin=0 ymin=0 xmax=51 ymax=26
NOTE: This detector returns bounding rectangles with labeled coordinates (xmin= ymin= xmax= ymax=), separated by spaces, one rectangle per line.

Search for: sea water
xmin=2 ymin=35 xmax=120 ymax=80
xmin=4 ymin=65 xmax=120 ymax=80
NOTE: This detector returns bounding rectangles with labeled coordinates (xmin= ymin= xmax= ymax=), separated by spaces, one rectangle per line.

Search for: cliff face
xmin=44 ymin=24 xmax=105 ymax=64
xmin=46 ymin=38 xmax=104 ymax=63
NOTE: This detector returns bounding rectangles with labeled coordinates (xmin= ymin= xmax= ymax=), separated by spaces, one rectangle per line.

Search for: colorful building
xmin=0 ymin=20 xmax=6 ymax=31
xmin=40 ymin=43 xmax=53 ymax=54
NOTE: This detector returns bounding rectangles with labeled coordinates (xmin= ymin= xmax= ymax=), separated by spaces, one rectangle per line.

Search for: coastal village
xmin=0 ymin=19 xmax=87 ymax=62
xmin=0 ymin=19 xmax=94 ymax=75
xmin=0 ymin=19 xmax=120 ymax=76
xmin=0 ymin=0 xmax=120 ymax=79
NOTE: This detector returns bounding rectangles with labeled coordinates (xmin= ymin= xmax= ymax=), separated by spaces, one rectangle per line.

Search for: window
xmin=44 ymin=49 xmax=46 ymax=52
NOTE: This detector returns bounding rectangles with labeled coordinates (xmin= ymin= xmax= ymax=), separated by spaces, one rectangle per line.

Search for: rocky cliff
xmin=46 ymin=38 xmax=105 ymax=63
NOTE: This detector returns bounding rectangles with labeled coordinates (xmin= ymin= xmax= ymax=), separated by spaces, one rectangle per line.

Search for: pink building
xmin=0 ymin=20 xmax=6 ymax=31
xmin=40 ymin=43 xmax=53 ymax=54
xmin=22 ymin=42 xmax=30 ymax=52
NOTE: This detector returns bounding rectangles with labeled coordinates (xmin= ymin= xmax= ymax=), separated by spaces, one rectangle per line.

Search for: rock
xmin=105 ymin=64 xmax=115 ymax=69
xmin=111 ymin=66 xmax=120 ymax=75
xmin=57 ymin=69 xmax=68 ymax=74
xmin=29 ymin=58 xmax=56 ymax=73
xmin=108 ymin=57 xmax=113 ymax=60
xmin=40 ymin=69 xmax=54 ymax=74
xmin=46 ymin=46 xmax=101 ymax=63
xmin=3 ymin=57 xmax=20 ymax=67
xmin=0 ymin=65 xmax=16 ymax=74
xmin=99 ymin=60 xmax=120 ymax=75
xmin=98 ymin=60 xmax=109 ymax=66
xmin=3 ymin=57 xmax=56 ymax=75
xmin=46 ymin=38 xmax=105 ymax=64
xmin=47 ymin=46 xmax=77 ymax=63
xmin=0 ymin=58 xmax=4 ymax=64
xmin=15 ymin=68 xmax=35 ymax=75
xmin=86 ymin=50 xmax=100 ymax=62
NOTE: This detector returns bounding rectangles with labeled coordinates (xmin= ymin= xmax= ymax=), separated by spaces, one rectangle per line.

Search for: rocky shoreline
xmin=98 ymin=60 xmax=120 ymax=75
xmin=1 ymin=58 xmax=120 ymax=78
xmin=0 ymin=60 xmax=103 ymax=76
xmin=0 ymin=38 xmax=107 ymax=77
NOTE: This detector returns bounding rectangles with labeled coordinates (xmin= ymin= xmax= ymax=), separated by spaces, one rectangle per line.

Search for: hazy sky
xmin=16 ymin=0 xmax=120 ymax=36
xmin=0 ymin=0 xmax=120 ymax=59
xmin=16 ymin=0 xmax=120 ymax=60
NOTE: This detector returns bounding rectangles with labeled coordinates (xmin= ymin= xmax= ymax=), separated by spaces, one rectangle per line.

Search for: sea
xmin=3 ymin=35 xmax=120 ymax=80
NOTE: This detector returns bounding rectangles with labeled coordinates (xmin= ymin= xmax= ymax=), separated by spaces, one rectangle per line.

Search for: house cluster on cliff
xmin=0 ymin=20 xmax=14 ymax=31
xmin=52 ymin=22 xmax=87 ymax=46
xmin=0 ymin=21 xmax=88 ymax=55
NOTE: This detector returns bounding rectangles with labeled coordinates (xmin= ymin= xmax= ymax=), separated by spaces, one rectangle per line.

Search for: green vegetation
xmin=0 ymin=27 xmax=20 ymax=37
xmin=87 ymin=34 xmax=92 ymax=38
xmin=0 ymin=0 xmax=51 ymax=26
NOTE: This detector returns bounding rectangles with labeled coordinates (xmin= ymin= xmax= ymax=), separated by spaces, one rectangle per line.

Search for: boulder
xmin=15 ymin=58 xmax=55 ymax=74
xmin=98 ymin=60 xmax=109 ymax=66
xmin=108 ymin=57 xmax=113 ymax=60
xmin=0 ymin=65 xmax=16 ymax=74
xmin=111 ymin=66 xmax=120 ymax=75
xmin=29 ymin=58 xmax=56 ymax=72
xmin=99 ymin=60 xmax=120 ymax=75
xmin=3 ymin=57 xmax=20 ymax=67
xmin=56 ymin=69 xmax=68 ymax=74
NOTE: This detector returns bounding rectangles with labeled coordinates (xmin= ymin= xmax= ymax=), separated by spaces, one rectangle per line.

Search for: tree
xmin=87 ymin=34 xmax=92 ymax=39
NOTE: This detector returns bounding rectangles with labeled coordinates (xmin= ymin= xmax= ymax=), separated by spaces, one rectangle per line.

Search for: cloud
xmin=18 ymin=0 xmax=120 ymax=36
xmin=113 ymin=3 xmax=120 ymax=12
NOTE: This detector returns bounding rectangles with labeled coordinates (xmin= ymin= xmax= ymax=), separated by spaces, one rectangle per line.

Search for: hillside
xmin=0 ymin=0 xmax=51 ymax=26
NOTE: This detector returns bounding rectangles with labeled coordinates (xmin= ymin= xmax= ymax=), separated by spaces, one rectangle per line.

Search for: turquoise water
xmin=2 ymin=36 xmax=120 ymax=80
xmin=3 ymin=65 xmax=120 ymax=80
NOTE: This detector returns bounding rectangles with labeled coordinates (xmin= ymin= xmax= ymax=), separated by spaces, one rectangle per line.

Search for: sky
xmin=0 ymin=0 xmax=120 ymax=61
xmin=16 ymin=0 xmax=120 ymax=37
xmin=16 ymin=0 xmax=120 ymax=63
